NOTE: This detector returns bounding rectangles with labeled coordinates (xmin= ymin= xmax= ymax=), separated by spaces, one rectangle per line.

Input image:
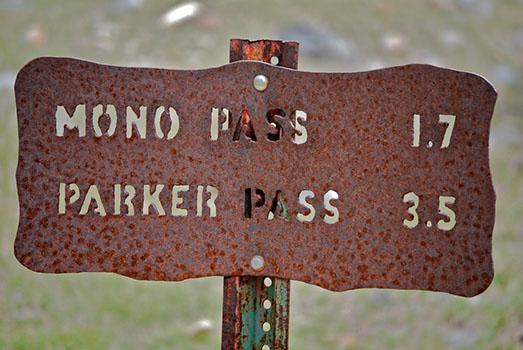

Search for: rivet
xmin=253 ymin=75 xmax=268 ymax=91
xmin=250 ymin=255 xmax=265 ymax=271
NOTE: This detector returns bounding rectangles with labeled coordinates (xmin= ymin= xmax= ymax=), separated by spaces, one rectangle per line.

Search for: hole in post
xmin=263 ymin=277 xmax=272 ymax=287
xmin=263 ymin=322 xmax=271 ymax=332
xmin=263 ymin=299 xmax=272 ymax=309
xmin=270 ymin=56 xmax=279 ymax=65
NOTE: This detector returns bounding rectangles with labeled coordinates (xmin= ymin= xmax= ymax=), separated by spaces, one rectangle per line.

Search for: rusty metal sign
xmin=14 ymin=56 xmax=496 ymax=297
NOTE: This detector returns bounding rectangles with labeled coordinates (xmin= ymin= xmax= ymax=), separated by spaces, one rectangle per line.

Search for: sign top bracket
xmin=229 ymin=38 xmax=299 ymax=69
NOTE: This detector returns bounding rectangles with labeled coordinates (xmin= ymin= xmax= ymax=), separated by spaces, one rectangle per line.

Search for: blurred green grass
xmin=0 ymin=0 xmax=522 ymax=349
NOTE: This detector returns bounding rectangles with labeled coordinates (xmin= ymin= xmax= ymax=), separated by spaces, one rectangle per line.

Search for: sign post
xmin=222 ymin=39 xmax=298 ymax=350
xmin=14 ymin=38 xmax=497 ymax=350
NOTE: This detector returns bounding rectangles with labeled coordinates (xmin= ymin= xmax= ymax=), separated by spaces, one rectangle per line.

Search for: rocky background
xmin=0 ymin=0 xmax=522 ymax=349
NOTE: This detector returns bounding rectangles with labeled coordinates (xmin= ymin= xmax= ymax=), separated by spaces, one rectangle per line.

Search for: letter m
xmin=56 ymin=104 xmax=86 ymax=137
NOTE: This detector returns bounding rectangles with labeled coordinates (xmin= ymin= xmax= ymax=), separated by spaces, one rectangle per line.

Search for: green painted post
xmin=222 ymin=276 xmax=290 ymax=350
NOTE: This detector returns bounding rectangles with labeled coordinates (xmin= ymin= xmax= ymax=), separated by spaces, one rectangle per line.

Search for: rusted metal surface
xmin=222 ymin=277 xmax=243 ymax=350
xmin=272 ymin=278 xmax=290 ymax=349
xmin=222 ymin=277 xmax=289 ymax=349
xmin=15 ymin=54 xmax=496 ymax=297
xmin=222 ymin=39 xmax=292 ymax=350
xmin=229 ymin=38 xmax=299 ymax=69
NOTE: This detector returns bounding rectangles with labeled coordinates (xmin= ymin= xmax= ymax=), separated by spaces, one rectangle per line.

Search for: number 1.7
xmin=412 ymin=114 xmax=456 ymax=148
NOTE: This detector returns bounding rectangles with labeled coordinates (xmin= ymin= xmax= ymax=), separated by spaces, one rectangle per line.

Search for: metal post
xmin=221 ymin=39 xmax=299 ymax=350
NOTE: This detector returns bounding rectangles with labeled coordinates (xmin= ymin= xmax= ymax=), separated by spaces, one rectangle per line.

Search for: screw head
xmin=253 ymin=75 xmax=268 ymax=91
xmin=250 ymin=255 xmax=265 ymax=271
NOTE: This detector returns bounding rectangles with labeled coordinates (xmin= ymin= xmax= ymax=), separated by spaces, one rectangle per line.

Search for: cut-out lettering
xmin=402 ymin=192 xmax=457 ymax=230
xmin=233 ymin=110 xmax=257 ymax=142
xmin=172 ymin=185 xmax=189 ymax=216
xmin=412 ymin=114 xmax=420 ymax=147
xmin=154 ymin=106 xmax=179 ymax=139
xmin=244 ymin=188 xmax=265 ymax=218
xmin=266 ymin=109 xmax=286 ymax=142
xmin=297 ymin=190 xmax=315 ymax=222
xmin=206 ymin=185 xmax=218 ymax=217
xmin=437 ymin=195 xmax=456 ymax=230
xmin=56 ymin=104 xmax=86 ymax=137
xmin=93 ymin=104 xmax=117 ymax=137
xmin=412 ymin=113 xmax=456 ymax=148
xmin=323 ymin=190 xmax=339 ymax=224
xmin=196 ymin=185 xmax=204 ymax=216
xmin=403 ymin=192 xmax=419 ymax=228
xmin=196 ymin=185 xmax=218 ymax=217
xmin=79 ymin=185 xmax=106 ymax=216
xmin=58 ymin=183 xmax=80 ymax=214
xmin=244 ymin=188 xmax=252 ymax=218
xmin=254 ymin=189 xmax=265 ymax=208
xmin=69 ymin=184 xmax=80 ymax=204
xmin=268 ymin=190 xmax=289 ymax=221
xmin=126 ymin=106 xmax=147 ymax=139
xmin=143 ymin=184 xmax=166 ymax=216
xmin=439 ymin=114 xmax=455 ymax=148
xmin=114 ymin=184 xmax=122 ymax=215
xmin=210 ymin=107 xmax=231 ymax=140
xmin=124 ymin=185 xmax=136 ymax=216
xmin=58 ymin=183 xmax=66 ymax=213
xmin=292 ymin=110 xmax=308 ymax=144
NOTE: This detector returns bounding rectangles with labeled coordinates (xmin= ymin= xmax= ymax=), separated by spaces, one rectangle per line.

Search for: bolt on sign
xmin=15 ymin=42 xmax=496 ymax=299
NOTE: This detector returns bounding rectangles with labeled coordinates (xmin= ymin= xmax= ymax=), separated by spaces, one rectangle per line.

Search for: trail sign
xmin=15 ymin=42 xmax=496 ymax=299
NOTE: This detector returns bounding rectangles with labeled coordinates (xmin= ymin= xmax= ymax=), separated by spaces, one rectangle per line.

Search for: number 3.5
xmin=403 ymin=192 xmax=456 ymax=231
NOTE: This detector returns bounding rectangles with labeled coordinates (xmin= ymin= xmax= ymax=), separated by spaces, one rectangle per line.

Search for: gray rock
xmin=513 ymin=28 xmax=523 ymax=49
xmin=381 ymin=33 xmax=408 ymax=54
xmin=443 ymin=328 xmax=477 ymax=347
xmin=279 ymin=24 xmax=356 ymax=61
xmin=457 ymin=0 xmax=498 ymax=15
xmin=490 ymin=123 xmax=522 ymax=148
xmin=490 ymin=63 xmax=517 ymax=87
xmin=161 ymin=2 xmax=202 ymax=27
xmin=428 ymin=0 xmax=457 ymax=12
xmin=0 ymin=70 xmax=17 ymax=91
xmin=409 ymin=51 xmax=445 ymax=67
xmin=0 ymin=0 xmax=30 ymax=12
xmin=368 ymin=290 xmax=391 ymax=306
xmin=112 ymin=0 xmax=146 ymax=10
xmin=187 ymin=318 xmax=214 ymax=337
xmin=440 ymin=28 xmax=465 ymax=48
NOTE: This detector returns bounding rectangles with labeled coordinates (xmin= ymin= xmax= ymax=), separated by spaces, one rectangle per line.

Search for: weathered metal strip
xmin=15 ymin=56 xmax=496 ymax=296
xmin=239 ymin=277 xmax=257 ymax=349
xmin=273 ymin=278 xmax=290 ymax=349
xmin=222 ymin=277 xmax=243 ymax=350
xmin=229 ymin=38 xmax=299 ymax=69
